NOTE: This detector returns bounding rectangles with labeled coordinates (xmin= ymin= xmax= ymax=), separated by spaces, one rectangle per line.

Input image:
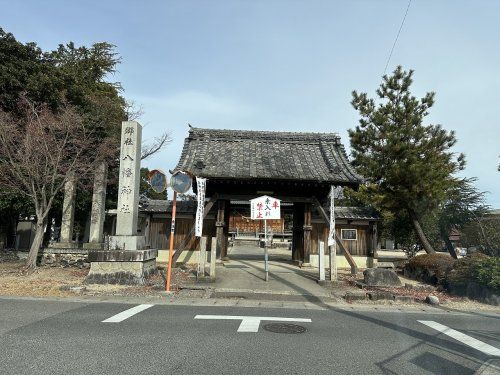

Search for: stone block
xmin=48 ymin=242 xmax=80 ymax=250
xmin=363 ymin=268 xmax=402 ymax=287
xmin=83 ymin=242 xmax=105 ymax=250
xmin=395 ymin=295 xmax=414 ymax=303
xmin=376 ymin=262 xmax=395 ymax=269
xmin=368 ymin=292 xmax=395 ymax=301
xmin=88 ymin=249 xmax=157 ymax=262
xmin=84 ymin=259 xmax=156 ymax=285
xmin=40 ymin=248 xmax=89 ymax=268
xmin=344 ymin=291 xmax=367 ymax=302
xmin=108 ymin=235 xmax=145 ymax=251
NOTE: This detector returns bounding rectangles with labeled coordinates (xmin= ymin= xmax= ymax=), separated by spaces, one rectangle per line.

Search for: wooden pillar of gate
xmin=303 ymin=202 xmax=312 ymax=264
xmin=369 ymin=221 xmax=378 ymax=257
xmin=292 ymin=203 xmax=304 ymax=262
xmin=223 ymin=200 xmax=230 ymax=259
xmin=369 ymin=220 xmax=378 ymax=268
xmin=216 ymin=199 xmax=230 ymax=260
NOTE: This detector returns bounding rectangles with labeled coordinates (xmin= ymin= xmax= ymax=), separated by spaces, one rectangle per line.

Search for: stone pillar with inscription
xmin=50 ymin=172 xmax=78 ymax=249
xmin=83 ymin=161 xmax=108 ymax=249
xmin=85 ymin=121 xmax=157 ymax=285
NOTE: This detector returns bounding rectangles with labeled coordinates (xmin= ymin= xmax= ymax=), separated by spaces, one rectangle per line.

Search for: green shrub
xmin=405 ymin=253 xmax=455 ymax=284
xmin=445 ymin=253 xmax=499 ymax=293
xmin=475 ymin=257 xmax=500 ymax=292
xmin=408 ymin=253 xmax=455 ymax=274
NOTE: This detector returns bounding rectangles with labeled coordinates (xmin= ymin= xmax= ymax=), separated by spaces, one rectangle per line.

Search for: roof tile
xmin=175 ymin=127 xmax=364 ymax=184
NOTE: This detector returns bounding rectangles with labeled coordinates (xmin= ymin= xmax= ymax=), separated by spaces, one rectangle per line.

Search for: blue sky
xmin=1 ymin=0 xmax=499 ymax=206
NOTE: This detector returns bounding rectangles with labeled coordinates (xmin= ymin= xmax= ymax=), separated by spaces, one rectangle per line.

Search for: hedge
xmin=405 ymin=253 xmax=455 ymax=285
xmin=446 ymin=253 xmax=500 ymax=293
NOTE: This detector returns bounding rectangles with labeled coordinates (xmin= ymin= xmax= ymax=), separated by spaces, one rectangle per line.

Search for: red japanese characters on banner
xmin=250 ymin=195 xmax=281 ymax=220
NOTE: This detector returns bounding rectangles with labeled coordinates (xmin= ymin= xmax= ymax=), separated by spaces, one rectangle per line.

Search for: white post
xmin=197 ymin=237 xmax=207 ymax=279
xmin=209 ymin=236 xmax=216 ymax=280
xmin=328 ymin=185 xmax=338 ymax=282
xmin=264 ymin=219 xmax=269 ymax=282
xmin=319 ymin=241 xmax=325 ymax=281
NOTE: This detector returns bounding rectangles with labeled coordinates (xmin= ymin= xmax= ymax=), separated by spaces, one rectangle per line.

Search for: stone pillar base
xmin=85 ymin=259 xmax=156 ymax=285
xmin=82 ymin=243 xmax=105 ymax=250
xmin=48 ymin=242 xmax=80 ymax=249
xmin=85 ymin=249 xmax=158 ymax=285
xmin=108 ymin=235 xmax=145 ymax=251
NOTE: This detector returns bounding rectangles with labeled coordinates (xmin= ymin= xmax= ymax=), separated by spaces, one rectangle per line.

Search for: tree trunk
xmin=408 ymin=210 xmax=436 ymax=254
xmin=25 ymin=217 xmax=46 ymax=269
xmin=7 ymin=214 xmax=17 ymax=248
xmin=440 ymin=228 xmax=458 ymax=259
xmin=42 ymin=208 xmax=54 ymax=247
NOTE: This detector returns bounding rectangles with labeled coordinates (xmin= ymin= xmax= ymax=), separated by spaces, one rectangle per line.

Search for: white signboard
xmin=195 ymin=177 xmax=207 ymax=237
xmin=328 ymin=185 xmax=335 ymax=246
xmin=250 ymin=195 xmax=281 ymax=220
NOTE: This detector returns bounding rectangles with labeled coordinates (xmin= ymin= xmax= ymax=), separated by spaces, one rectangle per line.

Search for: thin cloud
xmin=136 ymin=90 xmax=254 ymax=117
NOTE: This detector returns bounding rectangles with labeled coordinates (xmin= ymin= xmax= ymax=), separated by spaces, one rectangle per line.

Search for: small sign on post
xmin=250 ymin=195 xmax=281 ymax=282
xmin=166 ymin=171 xmax=192 ymax=292
xmin=195 ymin=177 xmax=207 ymax=237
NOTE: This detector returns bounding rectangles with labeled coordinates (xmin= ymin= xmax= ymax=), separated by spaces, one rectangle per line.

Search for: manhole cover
xmin=263 ymin=323 xmax=307 ymax=334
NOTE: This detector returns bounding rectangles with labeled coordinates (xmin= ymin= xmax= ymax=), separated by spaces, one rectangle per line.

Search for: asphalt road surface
xmin=0 ymin=297 xmax=499 ymax=374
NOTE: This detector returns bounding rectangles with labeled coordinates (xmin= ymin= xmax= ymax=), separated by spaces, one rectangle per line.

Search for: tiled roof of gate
xmin=330 ymin=206 xmax=380 ymax=221
xmin=175 ymin=127 xmax=364 ymax=185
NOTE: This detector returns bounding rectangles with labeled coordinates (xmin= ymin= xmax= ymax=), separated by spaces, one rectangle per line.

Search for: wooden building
xmin=140 ymin=199 xmax=379 ymax=268
xmin=140 ymin=126 xmax=380 ymax=269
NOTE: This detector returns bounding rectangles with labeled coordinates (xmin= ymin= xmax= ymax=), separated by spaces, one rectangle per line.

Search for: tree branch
xmin=141 ymin=131 xmax=172 ymax=160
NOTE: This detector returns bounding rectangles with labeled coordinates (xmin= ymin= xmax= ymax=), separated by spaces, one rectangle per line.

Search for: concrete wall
xmin=156 ymin=250 xmax=200 ymax=264
xmin=309 ymin=254 xmax=374 ymax=269
xmin=158 ymin=250 xmax=374 ymax=269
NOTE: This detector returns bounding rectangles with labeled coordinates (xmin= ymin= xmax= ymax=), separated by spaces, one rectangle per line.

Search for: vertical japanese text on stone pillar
xmin=116 ymin=121 xmax=142 ymax=236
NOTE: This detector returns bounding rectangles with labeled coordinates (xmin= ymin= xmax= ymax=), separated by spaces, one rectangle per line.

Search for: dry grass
xmin=0 ymin=260 xmax=197 ymax=298
xmin=0 ymin=261 xmax=88 ymax=297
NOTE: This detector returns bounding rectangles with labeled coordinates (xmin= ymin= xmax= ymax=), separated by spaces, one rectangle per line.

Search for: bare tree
xmin=124 ymin=99 xmax=144 ymax=121
xmin=123 ymin=100 xmax=171 ymax=160
xmin=141 ymin=131 xmax=172 ymax=160
xmin=0 ymin=98 xmax=114 ymax=269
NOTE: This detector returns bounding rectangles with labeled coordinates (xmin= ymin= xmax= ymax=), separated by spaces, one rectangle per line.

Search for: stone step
xmin=376 ymin=262 xmax=395 ymax=269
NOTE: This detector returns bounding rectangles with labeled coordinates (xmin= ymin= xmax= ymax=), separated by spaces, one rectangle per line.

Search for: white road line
xmin=418 ymin=320 xmax=500 ymax=357
xmin=102 ymin=304 xmax=154 ymax=323
xmin=194 ymin=315 xmax=312 ymax=332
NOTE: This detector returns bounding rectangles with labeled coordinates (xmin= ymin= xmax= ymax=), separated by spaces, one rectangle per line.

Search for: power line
xmin=383 ymin=0 xmax=412 ymax=75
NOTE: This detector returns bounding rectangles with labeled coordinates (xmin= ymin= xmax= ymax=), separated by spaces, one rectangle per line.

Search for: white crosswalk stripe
xmin=418 ymin=320 xmax=500 ymax=357
xmin=102 ymin=304 xmax=154 ymax=323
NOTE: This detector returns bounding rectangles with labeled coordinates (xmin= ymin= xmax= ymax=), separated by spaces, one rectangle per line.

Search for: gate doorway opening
xmin=227 ymin=200 xmax=293 ymax=264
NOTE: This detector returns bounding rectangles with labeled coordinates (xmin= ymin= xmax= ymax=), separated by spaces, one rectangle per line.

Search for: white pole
xmin=197 ymin=236 xmax=207 ymax=279
xmin=209 ymin=236 xmax=216 ymax=280
xmin=319 ymin=240 xmax=325 ymax=281
xmin=264 ymin=219 xmax=269 ymax=281
xmin=329 ymin=185 xmax=338 ymax=282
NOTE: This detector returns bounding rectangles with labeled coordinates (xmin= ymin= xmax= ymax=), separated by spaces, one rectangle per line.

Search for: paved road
xmin=0 ymin=297 xmax=499 ymax=374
